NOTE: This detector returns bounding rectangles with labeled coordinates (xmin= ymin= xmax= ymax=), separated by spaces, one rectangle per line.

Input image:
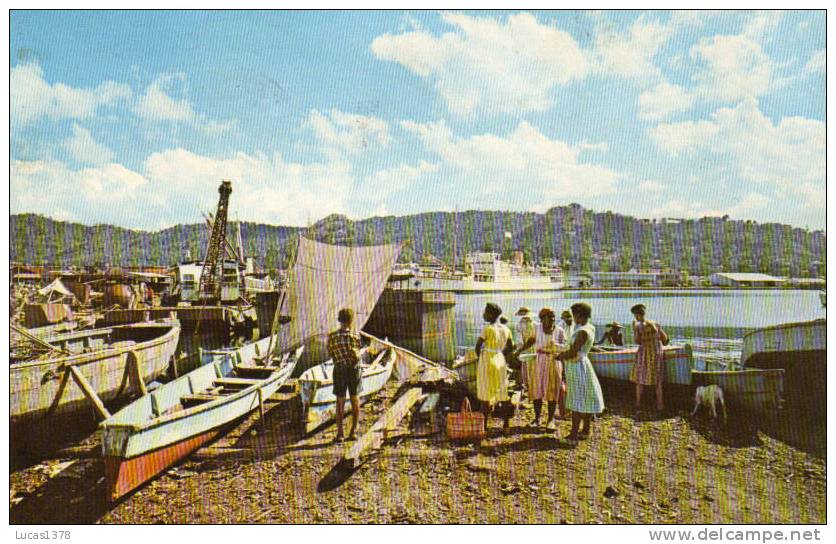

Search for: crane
xmin=197 ymin=180 xmax=233 ymax=303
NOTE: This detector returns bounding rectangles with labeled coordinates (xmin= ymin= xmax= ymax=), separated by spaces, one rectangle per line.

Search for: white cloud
xmin=402 ymin=119 xmax=619 ymax=198
xmin=371 ymin=12 xmax=590 ymax=115
xmin=10 ymin=63 xmax=132 ymax=130
xmin=649 ymin=98 xmax=824 ymax=206
xmin=62 ymin=124 xmax=115 ymax=166
xmin=804 ymin=49 xmax=825 ymax=74
xmin=304 ymin=109 xmax=392 ymax=155
xmin=741 ymin=10 xmax=784 ymax=42
xmin=11 ymin=147 xmax=358 ymax=229
xmin=650 ymin=191 xmax=769 ymax=220
xmin=637 ymin=180 xmax=665 ymax=193
xmin=690 ymin=34 xmax=773 ymax=102
xmin=134 ymin=73 xmax=197 ymax=122
xmin=637 ymin=83 xmax=695 ymax=121
xmin=134 ymin=73 xmax=237 ymax=135
xmin=647 ymin=119 xmax=719 ymax=156
xmin=593 ymin=14 xmax=673 ymax=83
xmin=358 ymin=160 xmax=439 ymax=201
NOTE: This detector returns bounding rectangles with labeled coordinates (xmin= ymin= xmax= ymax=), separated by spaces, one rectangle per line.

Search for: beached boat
xmin=100 ymin=336 xmax=303 ymax=500
xmin=298 ymin=347 xmax=396 ymax=433
xmin=740 ymin=318 xmax=826 ymax=414
xmin=453 ymin=344 xmax=694 ymax=391
xmin=11 ymin=322 xmax=180 ymax=426
xmin=588 ymin=344 xmax=695 ymax=385
xmin=691 ymin=365 xmax=784 ymax=413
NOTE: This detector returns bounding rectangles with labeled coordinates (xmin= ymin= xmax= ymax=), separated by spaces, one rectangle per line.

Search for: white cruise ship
xmin=390 ymin=252 xmax=564 ymax=292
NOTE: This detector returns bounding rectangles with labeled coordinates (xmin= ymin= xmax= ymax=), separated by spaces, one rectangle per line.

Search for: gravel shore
xmin=10 ymin=380 xmax=826 ymax=524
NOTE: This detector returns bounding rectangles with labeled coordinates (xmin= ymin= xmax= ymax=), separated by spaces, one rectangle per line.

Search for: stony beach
xmin=10 ymin=379 xmax=826 ymax=525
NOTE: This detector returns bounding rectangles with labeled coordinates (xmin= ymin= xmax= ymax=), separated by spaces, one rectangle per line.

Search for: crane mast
xmin=198 ymin=180 xmax=233 ymax=303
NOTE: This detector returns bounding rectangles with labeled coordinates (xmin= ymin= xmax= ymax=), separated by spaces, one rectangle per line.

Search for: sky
xmin=9 ymin=10 xmax=827 ymax=230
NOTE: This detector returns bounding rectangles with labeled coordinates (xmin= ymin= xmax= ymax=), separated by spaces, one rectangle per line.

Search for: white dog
xmin=691 ymin=385 xmax=727 ymax=425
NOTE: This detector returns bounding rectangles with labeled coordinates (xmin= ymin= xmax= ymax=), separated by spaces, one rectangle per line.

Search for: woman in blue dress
xmin=555 ymin=302 xmax=605 ymax=446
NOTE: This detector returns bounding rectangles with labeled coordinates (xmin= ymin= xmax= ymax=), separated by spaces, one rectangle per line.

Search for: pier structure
xmin=363 ymin=288 xmax=457 ymax=363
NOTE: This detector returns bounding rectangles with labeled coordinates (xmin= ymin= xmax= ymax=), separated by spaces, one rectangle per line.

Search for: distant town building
xmin=785 ymin=277 xmax=826 ymax=289
xmin=709 ymin=272 xmax=786 ymax=287
xmin=590 ymin=268 xmax=685 ymax=288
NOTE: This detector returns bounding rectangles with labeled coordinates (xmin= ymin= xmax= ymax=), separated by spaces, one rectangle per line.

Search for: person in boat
xmin=555 ymin=302 xmax=605 ymax=446
xmin=327 ymin=307 xmax=363 ymax=443
xmin=595 ymin=322 xmax=625 ymax=347
xmin=513 ymin=306 xmax=537 ymax=388
xmin=513 ymin=308 xmax=567 ymax=429
xmin=475 ymin=302 xmax=514 ymax=433
xmin=558 ymin=310 xmax=575 ymax=340
xmin=630 ymin=304 xmax=669 ymax=412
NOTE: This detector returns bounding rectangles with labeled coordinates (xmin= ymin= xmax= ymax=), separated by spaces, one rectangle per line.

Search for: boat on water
xmin=100 ymin=336 xmax=303 ymax=501
xmin=298 ymin=347 xmax=396 ymax=433
xmin=11 ymin=322 xmax=180 ymax=427
xmin=739 ymin=318 xmax=826 ymax=414
xmin=392 ymin=252 xmax=564 ymax=293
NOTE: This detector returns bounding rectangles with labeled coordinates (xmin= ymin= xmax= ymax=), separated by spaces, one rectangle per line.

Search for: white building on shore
xmin=709 ymin=272 xmax=786 ymax=287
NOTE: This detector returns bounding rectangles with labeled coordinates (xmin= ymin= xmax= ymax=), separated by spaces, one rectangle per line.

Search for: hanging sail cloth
xmin=276 ymin=235 xmax=403 ymax=369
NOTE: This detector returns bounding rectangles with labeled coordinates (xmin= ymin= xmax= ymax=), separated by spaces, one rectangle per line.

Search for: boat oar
xmin=10 ymin=324 xmax=70 ymax=355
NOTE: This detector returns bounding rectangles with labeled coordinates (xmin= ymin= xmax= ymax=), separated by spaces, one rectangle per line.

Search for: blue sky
xmin=10 ymin=10 xmax=826 ymax=230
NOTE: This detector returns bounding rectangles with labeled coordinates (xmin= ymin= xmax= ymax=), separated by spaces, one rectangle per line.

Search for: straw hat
xmin=606 ymin=321 xmax=622 ymax=329
xmin=515 ymin=306 xmax=532 ymax=316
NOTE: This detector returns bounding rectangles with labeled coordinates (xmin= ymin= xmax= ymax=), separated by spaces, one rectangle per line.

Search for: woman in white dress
xmin=555 ymin=302 xmax=605 ymax=446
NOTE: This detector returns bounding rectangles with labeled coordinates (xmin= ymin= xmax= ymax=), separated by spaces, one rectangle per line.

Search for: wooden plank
xmin=181 ymin=393 xmax=223 ymax=403
xmin=343 ymin=387 xmax=423 ymax=469
xmin=10 ymin=323 xmax=70 ymax=355
xmin=68 ymin=366 xmax=111 ymax=420
xmin=214 ymin=377 xmax=262 ymax=387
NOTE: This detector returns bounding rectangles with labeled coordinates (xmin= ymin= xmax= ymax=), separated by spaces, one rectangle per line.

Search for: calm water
xmin=454 ymin=290 xmax=826 ymax=368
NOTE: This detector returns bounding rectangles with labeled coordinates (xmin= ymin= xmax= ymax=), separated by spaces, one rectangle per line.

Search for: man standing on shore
xmin=327 ymin=308 xmax=362 ymax=442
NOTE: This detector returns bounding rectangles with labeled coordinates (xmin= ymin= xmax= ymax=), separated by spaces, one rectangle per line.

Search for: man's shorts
xmin=333 ymin=363 xmax=362 ymax=397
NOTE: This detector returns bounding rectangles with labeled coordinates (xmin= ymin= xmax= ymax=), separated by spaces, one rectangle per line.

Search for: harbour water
xmin=454 ymin=289 xmax=825 ymax=368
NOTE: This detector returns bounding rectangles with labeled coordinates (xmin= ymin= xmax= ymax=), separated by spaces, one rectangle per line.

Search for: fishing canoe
xmin=101 ymin=336 xmax=303 ymax=501
xmin=298 ymin=348 xmax=396 ymax=433
xmin=740 ymin=318 xmax=826 ymax=414
xmin=691 ymin=366 xmax=784 ymax=413
xmin=11 ymin=322 xmax=180 ymax=426
xmin=588 ymin=345 xmax=694 ymax=385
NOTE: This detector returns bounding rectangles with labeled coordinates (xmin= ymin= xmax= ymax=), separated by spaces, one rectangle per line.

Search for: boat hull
xmin=406 ymin=276 xmax=564 ymax=292
xmin=691 ymin=368 xmax=784 ymax=413
xmin=588 ymin=345 xmax=694 ymax=385
xmin=104 ymin=427 xmax=223 ymax=501
xmin=741 ymin=319 xmax=826 ymax=414
xmin=101 ymin=338 xmax=300 ymax=500
xmin=299 ymin=350 xmax=395 ymax=433
xmin=11 ymin=323 xmax=180 ymax=425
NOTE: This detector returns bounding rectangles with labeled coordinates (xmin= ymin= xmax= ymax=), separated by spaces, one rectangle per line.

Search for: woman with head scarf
xmin=475 ymin=302 xmax=514 ymax=433
xmin=629 ymin=304 xmax=669 ymax=412
xmin=513 ymin=308 xmax=566 ymax=428
xmin=555 ymin=302 xmax=605 ymax=445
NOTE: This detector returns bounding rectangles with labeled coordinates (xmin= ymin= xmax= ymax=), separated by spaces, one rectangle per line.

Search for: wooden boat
xmin=100 ymin=336 xmax=303 ymax=501
xmin=740 ymin=318 xmax=826 ymax=414
xmin=588 ymin=344 xmax=695 ymax=385
xmin=691 ymin=365 xmax=785 ymax=413
xmin=451 ymin=351 xmax=479 ymax=394
xmin=298 ymin=347 xmax=396 ymax=433
xmin=11 ymin=322 xmax=180 ymax=426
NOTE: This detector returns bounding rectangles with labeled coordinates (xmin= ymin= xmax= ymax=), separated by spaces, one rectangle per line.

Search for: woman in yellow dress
xmin=475 ymin=302 xmax=514 ymax=433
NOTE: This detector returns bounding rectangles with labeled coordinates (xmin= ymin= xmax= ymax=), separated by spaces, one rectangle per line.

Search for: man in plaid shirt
xmin=327 ymin=308 xmax=362 ymax=442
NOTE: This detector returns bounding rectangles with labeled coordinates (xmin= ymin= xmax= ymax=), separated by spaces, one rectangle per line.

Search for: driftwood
xmin=342 ymin=386 xmax=424 ymax=469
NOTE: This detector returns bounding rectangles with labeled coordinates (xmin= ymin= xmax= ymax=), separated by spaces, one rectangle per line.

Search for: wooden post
xmin=68 ymin=366 xmax=111 ymax=420
xmin=343 ymin=387 xmax=423 ymax=469
xmin=46 ymin=368 xmax=71 ymax=415
xmin=127 ymin=351 xmax=148 ymax=396
xmin=257 ymin=388 xmax=265 ymax=431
